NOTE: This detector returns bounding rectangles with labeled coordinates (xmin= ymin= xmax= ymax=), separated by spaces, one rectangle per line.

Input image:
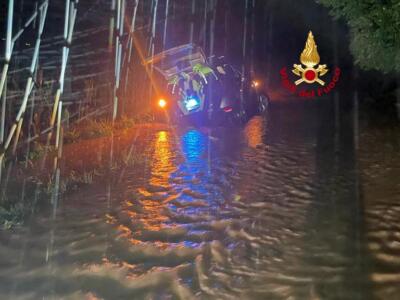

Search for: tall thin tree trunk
xmin=163 ymin=0 xmax=170 ymax=49
xmin=250 ymin=0 xmax=255 ymax=75
xmin=189 ymin=0 xmax=196 ymax=45
xmin=148 ymin=0 xmax=159 ymax=106
xmin=240 ymin=0 xmax=249 ymax=111
xmin=202 ymin=0 xmax=208 ymax=51
xmin=209 ymin=0 xmax=217 ymax=63
xmin=266 ymin=12 xmax=273 ymax=87
xmin=223 ymin=0 xmax=229 ymax=55
xmin=108 ymin=0 xmax=116 ymax=52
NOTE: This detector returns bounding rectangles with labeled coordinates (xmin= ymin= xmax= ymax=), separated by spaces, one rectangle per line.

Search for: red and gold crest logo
xmin=280 ymin=31 xmax=341 ymax=98
xmin=292 ymin=31 xmax=328 ymax=86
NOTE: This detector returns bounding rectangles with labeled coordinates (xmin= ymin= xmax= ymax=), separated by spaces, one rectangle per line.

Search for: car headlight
xmin=158 ymin=98 xmax=167 ymax=108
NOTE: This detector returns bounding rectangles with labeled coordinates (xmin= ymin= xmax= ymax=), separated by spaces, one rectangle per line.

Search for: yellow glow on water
xmin=134 ymin=130 xmax=177 ymax=234
xmin=157 ymin=130 xmax=167 ymax=142
xmin=137 ymin=187 xmax=152 ymax=197
xmin=152 ymin=131 xmax=172 ymax=177
xmin=244 ymin=116 xmax=265 ymax=148
xmin=122 ymin=129 xmax=183 ymax=244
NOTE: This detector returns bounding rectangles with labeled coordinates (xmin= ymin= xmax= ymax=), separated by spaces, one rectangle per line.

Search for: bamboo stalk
xmin=24 ymin=88 xmax=36 ymax=167
xmin=55 ymin=101 xmax=62 ymax=149
xmin=4 ymin=123 xmax=17 ymax=150
xmin=1 ymin=1 xmax=49 ymax=155
xmin=12 ymin=118 xmax=23 ymax=155
xmin=50 ymin=89 xmax=61 ymax=126
xmin=64 ymin=0 xmax=71 ymax=40
xmin=163 ymin=0 xmax=171 ymax=48
xmin=124 ymin=0 xmax=140 ymax=96
xmin=0 ymin=65 xmax=9 ymax=105
xmin=58 ymin=127 xmax=64 ymax=159
xmin=240 ymin=0 xmax=249 ymax=111
xmin=148 ymin=0 xmax=159 ymax=106
xmin=5 ymin=0 xmax=14 ymax=61
xmin=242 ymin=0 xmax=249 ymax=66
xmin=128 ymin=0 xmax=140 ymax=63
xmin=266 ymin=11 xmax=273 ymax=87
xmin=209 ymin=0 xmax=217 ymax=63
xmin=250 ymin=0 xmax=255 ymax=74
xmin=223 ymin=0 xmax=229 ymax=54
xmin=51 ymin=167 xmax=60 ymax=217
xmin=109 ymin=0 xmax=116 ymax=52
xmin=112 ymin=0 xmax=125 ymax=121
xmin=203 ymin=0 xmax=208 ymax=50
xmin=0 ymin=0 xmax=14 ymax=121
xmin=50 ymin=1 xmax=77 ymax=126
xmin=11 ymin=1 xmax=47 ymax=53
xmin=0 ymin=77 xmax=7 ymax=144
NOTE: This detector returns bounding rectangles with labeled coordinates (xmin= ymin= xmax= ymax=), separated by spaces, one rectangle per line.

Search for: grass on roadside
xmin=26 ymin=143 xmax=56 ymax=161
xmin=64 ymin=112 xmax=155 ymax=144
xmin=0 ymin=203 xmax=25 ymax=229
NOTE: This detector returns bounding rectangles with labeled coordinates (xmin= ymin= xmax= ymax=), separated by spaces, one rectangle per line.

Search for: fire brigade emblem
xmin=292 ymin=31 xmax=328 ymax=86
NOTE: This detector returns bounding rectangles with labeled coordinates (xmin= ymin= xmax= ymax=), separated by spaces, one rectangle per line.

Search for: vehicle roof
xmin=144 ymin=44 xmax=207 ymax=79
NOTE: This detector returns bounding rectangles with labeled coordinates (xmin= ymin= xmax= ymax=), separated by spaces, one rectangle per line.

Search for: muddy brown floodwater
xmin=0 ymin=100 xmax=399 ymax=300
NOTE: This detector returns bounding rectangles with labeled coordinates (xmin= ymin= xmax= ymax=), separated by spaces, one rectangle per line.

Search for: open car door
xmin=144 ymin=44 xmax=208 ymax=81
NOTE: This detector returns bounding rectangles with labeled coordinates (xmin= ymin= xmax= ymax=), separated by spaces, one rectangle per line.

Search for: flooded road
xmin=0 ymin=100 xmax=399 ymax=299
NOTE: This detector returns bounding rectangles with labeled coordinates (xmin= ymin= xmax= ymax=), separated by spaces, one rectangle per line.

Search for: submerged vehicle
xmin=145 ymin=44 xmax=269 ymax=125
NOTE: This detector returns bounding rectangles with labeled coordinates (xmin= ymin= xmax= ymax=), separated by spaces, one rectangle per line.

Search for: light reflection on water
xmin=0 ymin=104 xmax=399 ymax=299
xmin=244 ymin=116 xmax=265 ymax=148
xmin=181 ymin=129 xmax=207 ymax=163
xmin=151 ymin=130 xmax=174 ymax=188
